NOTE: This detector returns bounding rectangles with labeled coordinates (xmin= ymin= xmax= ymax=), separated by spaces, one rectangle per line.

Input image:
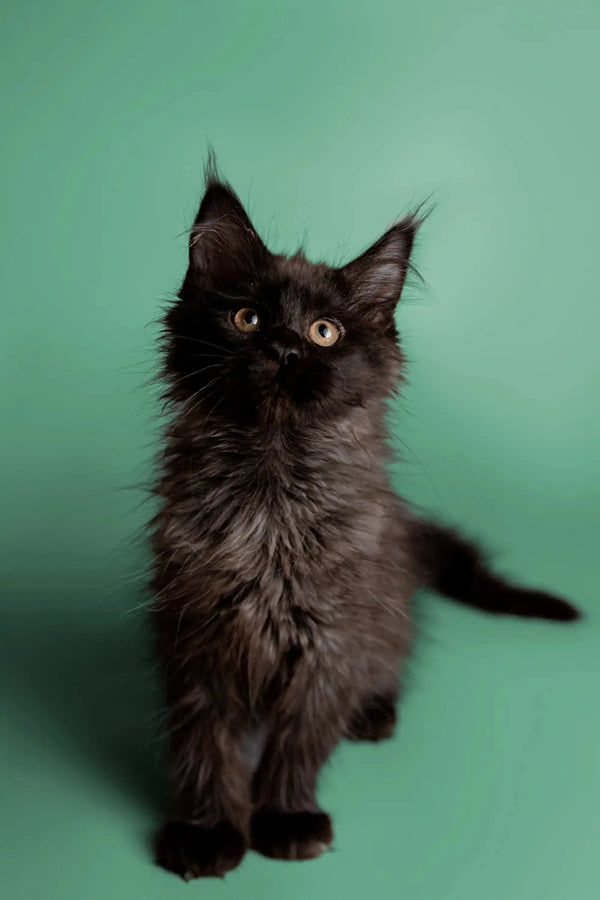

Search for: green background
xmin=2 ymin=1 xmax=599 ymax=897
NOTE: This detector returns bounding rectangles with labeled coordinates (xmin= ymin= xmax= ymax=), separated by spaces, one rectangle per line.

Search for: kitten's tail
xmin=409 ymin=518 xmax=581 ymax=621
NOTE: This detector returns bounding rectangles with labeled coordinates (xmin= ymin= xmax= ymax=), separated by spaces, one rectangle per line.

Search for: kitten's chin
xmin=256 ymin=377 xmax=316 ymax=420
xmin=255 ymin=360 xmax=309 ymax=404
xmin=249 ymin=359 xmax=334 ymax=419
xmin=275 ymin=374 xmax=319 ymax=407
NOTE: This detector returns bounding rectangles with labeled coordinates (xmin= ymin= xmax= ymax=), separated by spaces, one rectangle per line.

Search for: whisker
xmin=168 ymin=335 xmax=234 ymax=355
xmin=182 ymin=379 xmax=221 ymax=419
xmin=200 ymin=390 xmax=227 ymax=424
xmin=387 ymin=425 xmax=444 ymax=508
xmin=170 ymin=364 xmax=224 ymax=385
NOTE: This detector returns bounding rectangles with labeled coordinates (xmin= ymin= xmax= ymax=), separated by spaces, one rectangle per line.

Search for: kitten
xmin=149 ymin=161 xmax=580 ymax=880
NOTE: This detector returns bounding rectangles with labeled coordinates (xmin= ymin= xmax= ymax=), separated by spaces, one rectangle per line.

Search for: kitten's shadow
xmin=4 ymin=582 xmax=165 ymax=819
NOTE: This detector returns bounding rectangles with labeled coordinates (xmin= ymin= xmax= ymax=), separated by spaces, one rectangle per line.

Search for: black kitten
xmin=149 ymin=161 xmax=579 ymax=880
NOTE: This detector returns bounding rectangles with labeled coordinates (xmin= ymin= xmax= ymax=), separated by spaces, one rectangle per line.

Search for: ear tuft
xmin=187 ymin=153 xmax=268 ymax=287
xmin=203 ymin=144 xmax=221 ymax=189
xmin=341 ymin=212 xmax=423 ymax=325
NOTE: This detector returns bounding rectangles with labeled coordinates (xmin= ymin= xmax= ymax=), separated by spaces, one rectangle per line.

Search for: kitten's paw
xmin=154 ymin=820 xmax=246 ymax=880
xmin=250 ymin=809 xmax=333 ymax=860
xmin=346 ymin=694 xmax=397 ymax=742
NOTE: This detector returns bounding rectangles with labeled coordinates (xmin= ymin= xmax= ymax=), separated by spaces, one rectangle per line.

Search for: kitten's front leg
xmin=250 ymin=695 xmax=350 ymax=861
xmin=154 ymin=679 xmax=251 ymax=880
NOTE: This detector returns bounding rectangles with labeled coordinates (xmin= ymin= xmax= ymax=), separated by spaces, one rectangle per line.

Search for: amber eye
xmin=233 ymin=307 xmax=260 ymax=333
xmin=308 ymin=318 xmax=340 ymax=347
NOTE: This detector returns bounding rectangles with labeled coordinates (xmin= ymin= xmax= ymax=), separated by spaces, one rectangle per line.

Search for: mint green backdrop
xmin=2 ymin=2 xmax=599 ymax=898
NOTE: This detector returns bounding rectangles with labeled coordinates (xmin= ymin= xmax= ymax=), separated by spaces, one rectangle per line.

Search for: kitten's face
xmin=163 ymin=175 xmax=417 ymax=428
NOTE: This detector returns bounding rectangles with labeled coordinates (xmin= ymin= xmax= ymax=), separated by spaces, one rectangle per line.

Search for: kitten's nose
xmin=272 ymin=345 xmax=300 ymax=365
xmin=267 ymin=330 xmax=302 ymax=366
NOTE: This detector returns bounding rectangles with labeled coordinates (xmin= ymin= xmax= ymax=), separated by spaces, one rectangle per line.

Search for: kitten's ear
xmin=187 ymin=166 xmax=268 ymax=288
xmin=341 ymin=216 xmax=419 ymax=326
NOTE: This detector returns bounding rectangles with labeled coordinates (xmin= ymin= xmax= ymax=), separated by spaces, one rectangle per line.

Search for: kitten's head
xmin=163 ymin=167 xmax=419 ymax=429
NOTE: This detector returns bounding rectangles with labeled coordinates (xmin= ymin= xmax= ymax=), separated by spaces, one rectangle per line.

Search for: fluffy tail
xmin=410 ymin=518 xmax=580 ymax=621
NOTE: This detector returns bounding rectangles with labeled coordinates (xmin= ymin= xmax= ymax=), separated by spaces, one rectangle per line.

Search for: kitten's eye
xmin=233 ymin=307 xmax=260 ymax=333
xmin=308 ymin=319 xmax=341 ymax=347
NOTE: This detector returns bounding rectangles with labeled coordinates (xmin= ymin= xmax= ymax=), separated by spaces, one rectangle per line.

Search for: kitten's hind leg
xmin=345 ymin=688 xmax=398 ymax=742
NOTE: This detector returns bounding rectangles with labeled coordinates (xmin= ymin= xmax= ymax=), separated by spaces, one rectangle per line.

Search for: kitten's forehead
xmin=278 ymin=251 xmax=329 ymax=280
xmin=263 ymin=253 xmax=344 ymax=321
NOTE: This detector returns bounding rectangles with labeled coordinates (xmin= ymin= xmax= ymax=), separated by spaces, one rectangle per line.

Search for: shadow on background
xmin=3 ymin=579 xmax=165 ymax=820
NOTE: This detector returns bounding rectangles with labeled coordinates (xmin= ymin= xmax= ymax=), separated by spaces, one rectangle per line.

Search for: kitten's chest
xmin=202 ymin=472 xmax=327 ymax=584
xmin=165 ymin=445 xmax=394 ymax=702
xmin=192 ymin=464 xmax=389 ymax=651
xmin=171 ymin=430 xmax=390 ymax=610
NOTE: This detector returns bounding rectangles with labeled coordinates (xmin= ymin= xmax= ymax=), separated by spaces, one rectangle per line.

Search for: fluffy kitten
xmin=149 ymin=162 xmax=579 ymax=880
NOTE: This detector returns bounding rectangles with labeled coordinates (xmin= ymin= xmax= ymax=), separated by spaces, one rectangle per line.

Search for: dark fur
xmin=149 ymin=162 xmax=579 ymax=879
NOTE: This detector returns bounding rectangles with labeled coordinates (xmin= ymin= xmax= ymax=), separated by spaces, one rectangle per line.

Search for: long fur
xmin=149 ymin=165 xmax=579 ymax=879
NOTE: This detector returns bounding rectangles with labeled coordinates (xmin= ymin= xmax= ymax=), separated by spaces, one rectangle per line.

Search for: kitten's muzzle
xmin=266 ymin=329 xmax=303 ymax=367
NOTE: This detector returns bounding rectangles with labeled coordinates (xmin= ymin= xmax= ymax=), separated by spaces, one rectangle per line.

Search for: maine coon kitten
xmin=149 ymin=163 xmax=580 ymax=880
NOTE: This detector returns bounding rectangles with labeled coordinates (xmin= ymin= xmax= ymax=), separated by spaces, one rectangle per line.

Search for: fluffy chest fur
xmin=151 ymin=406 xmax=411 ymax=709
